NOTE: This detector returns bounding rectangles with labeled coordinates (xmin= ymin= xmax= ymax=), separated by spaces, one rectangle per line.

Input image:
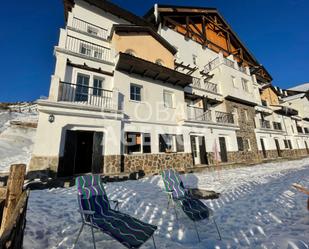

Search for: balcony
xmin=65 ymin=36 xmax=111 ymax=62
xmin=58 ymin=81 xmax=115 ymax=109
xmin=204 ymin=56 xmax=250 ymax=76
xmin=187 ymin=106 xmax=212 ymax=122
xmin=215 ymin=111 xmax=235 ymax=124
xmin=192 ymin=78 xmax=218 ymax=93
xmin=260 ymin=119 xmax=271 ymax=129
xmin=70 ymin=17 xmax=109 ymax=40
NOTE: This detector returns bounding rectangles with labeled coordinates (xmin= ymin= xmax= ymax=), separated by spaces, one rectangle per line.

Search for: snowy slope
xmin=0 ymin=103 xmax=38 ymax=172
xmin=24 ymin=158 xmax=309 ymax=249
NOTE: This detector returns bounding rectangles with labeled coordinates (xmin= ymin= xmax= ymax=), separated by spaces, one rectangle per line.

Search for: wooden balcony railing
xmin=215 ymin=111 xmax=234 ymax=124
xmin=65 ymin=36 xmax=111 ymax=62
xmin=71 ymin=17 xmax=109 ymax=40
xmin=59 ymin=81 xmax=115 ymax=109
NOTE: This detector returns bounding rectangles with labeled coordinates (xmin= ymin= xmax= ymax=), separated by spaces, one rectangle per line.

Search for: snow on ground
xmin=0 ymin=109 xmax=37 ymax=172
xmin=24 ymin=158 xmax=309 ymax=249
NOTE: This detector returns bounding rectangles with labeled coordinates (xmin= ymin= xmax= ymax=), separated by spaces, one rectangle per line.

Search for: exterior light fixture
xmin=48 ymin=114 xmax=55 ymax=123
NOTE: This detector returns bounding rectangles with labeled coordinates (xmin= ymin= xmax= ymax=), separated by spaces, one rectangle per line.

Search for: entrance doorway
xmin=219 ymin=137 xmax=228 ymax=163
xmin=190 ymin=135 xmax=208 ymax=165
xmin=260 ymin=138 xmax=267 ymax=158
xmin=274 ymin=139 xmax=282 ymax=157
xmin=58 ymin=130 xmax=103 ymax=177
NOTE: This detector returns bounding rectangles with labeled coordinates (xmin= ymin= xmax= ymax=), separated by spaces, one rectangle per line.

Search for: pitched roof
xmin=288 ymin=83 xmax=309 ymax=92
xmin=145 ymin=4 xmax=272 ymax=83
xmin=111 ymin=25 xmax=177 ymax=54
xmin=63 ymin=0 xmax=150 ymax=26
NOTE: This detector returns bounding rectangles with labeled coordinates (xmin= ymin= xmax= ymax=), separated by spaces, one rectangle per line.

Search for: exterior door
xmin=274 ymin=139 xmax=282 ymax=157
xmin=199 ymin=136 xmax=208 ymax=165
xmin=58 ymin=130 xmax=77 ymax=177
xmin=260 ymin=138 xmax=267 ymax=158
xmin=92 ymin=132 xmax=104 ymax=174
xmin=219 ymin=137 xmax=228 ymax=163
xmin=190 ymin=136 xmax=200 ymax=165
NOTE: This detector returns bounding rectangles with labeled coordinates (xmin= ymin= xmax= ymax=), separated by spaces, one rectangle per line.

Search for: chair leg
xmin=193 ymin=221 xmax=201 ymax=242
xmin=213 ymin=218 xmax=222 ymax=241
xmin=90 ymin=224 xmax=97 ymax=249
xmin=72 ymin=223 xmax=84 ymax=249
xmin=172 ymin=202 xmax=179 ymax=222
xmin=152 ymin=235 xmax=157 ymax=249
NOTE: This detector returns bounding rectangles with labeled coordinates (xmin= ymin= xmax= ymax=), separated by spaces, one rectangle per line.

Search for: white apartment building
xmin=29 ymin=0 xmax=309 ymax=178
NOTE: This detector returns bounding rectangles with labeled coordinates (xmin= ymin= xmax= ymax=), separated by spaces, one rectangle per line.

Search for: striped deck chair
xmin=161 ymin=169 xmax=221 ymax=241
xmin=73 ymin=175 xmax=157 ymax=249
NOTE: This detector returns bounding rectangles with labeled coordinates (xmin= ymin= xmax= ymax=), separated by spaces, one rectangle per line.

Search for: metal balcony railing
xmin=71 ymin=17 xmax=109 ymax=40
xmin=59 ymin=81 xmax=114 ymax=109
xmin=192 ymin=78 xmax=218 ymax=93
xmin=260 ymin=119 xmax=271 ymax=129
xmin=215 ymin=111 xmax=234 ymax=124
xmin=65 ymin=36 xmax=111 ymax=62
xmin=223 ymin=58 xmax=235 ymax=69
xmin=204 ymin=57 xmax=220 ymax=73
xmin=187 ymin=106 xmax=212 ymax=122
xmin=204 ymin=81 xmax=218 ymax=93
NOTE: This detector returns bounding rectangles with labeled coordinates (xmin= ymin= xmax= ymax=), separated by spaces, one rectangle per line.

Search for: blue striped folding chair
xmin=73 ymin=175 xmax=157 ymax=249
xmin=161 ymin=169 xmax=222 ymax=242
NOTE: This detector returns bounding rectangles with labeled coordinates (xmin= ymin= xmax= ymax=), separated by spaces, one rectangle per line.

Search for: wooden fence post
xmin=0 ymin=164 xmax=26 ymax=235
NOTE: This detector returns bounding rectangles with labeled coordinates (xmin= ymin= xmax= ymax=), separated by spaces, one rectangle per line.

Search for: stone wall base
xmin=104 ymin=153 xmax=193 ymax=175
xmin=28 ymin=149 xmax=308 ymax=178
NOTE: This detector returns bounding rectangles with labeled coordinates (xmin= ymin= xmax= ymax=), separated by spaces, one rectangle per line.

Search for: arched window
xmin=125 ymin=49 xmax=136 ymax=56
xmin=155 ymin=59 xmax=164 ymax=66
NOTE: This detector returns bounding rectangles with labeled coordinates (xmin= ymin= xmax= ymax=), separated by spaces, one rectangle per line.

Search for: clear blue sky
xmin=0 ymin=0 xmax=308 ymax=102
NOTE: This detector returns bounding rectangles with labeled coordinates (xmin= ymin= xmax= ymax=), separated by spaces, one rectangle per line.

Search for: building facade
xmin=29 ymin=0 xmax=309 ymax=178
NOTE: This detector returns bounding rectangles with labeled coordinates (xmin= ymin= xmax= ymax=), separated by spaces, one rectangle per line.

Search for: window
xmin=125 ymin=132 xmax=151 ymax=154
xmin=75 ymin=73 xmax=90 ymax=101
xmin=241 ymin=78 xmax=249 ymax=92
xmin=125 ymin=49 xmax=136 ymax=56
xmin=237 ymin=137 xmax=244 ymax=151
xmin=80 ymin=44 xmax=92 ymax=56
xmin=87 ymin=26 xmax=99 ymax=36
xmin=159 ymin=134 xmax=183 ymax=153
xmin=243 ymin=110 xmax=248 ymax=121
xmin=93 ymin=78 xmax=104 ymax=96
xmin=231 ymin=76 xmax=237 ymax=88
xmin=245 ymin=138 xmax=251 ymax=151
xmin=143 ymin=133 xmax=151 ymax=153
xmin=273 ymin=122 xmax=282 ymax=130
xmin=94 ymin=49 xmax=102 ymax=59
xmin=155 ymin=59 xmax=164 ymax=66
xmin=284 ymin=140 xmax=289 ymax=149
xmin=192 ymin=54 xmax=197 ymax=65
xmin=130 ymin=84 xmax=142 ymax=101
xmin=163 ymin=91 xmax=174 ymax=108
xmin=288 ymin=140 xmax=293 ymax=149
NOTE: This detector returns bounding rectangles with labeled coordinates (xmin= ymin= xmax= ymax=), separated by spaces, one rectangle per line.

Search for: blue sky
xmin=0 ymin=0 xmax=308 ymax=102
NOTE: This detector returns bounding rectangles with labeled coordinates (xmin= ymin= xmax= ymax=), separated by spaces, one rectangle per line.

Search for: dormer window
xmin=155 ymin=59 xmax=164 ymax=66
xmin=125 ymin=49 xmax=136 ymax=56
